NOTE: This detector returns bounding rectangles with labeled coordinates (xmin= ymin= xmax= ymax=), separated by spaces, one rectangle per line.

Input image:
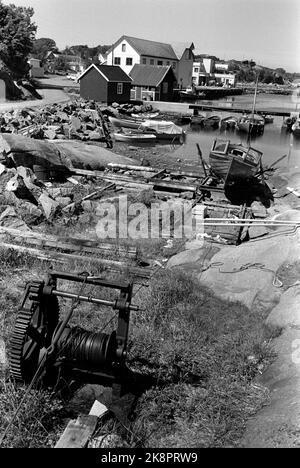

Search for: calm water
xmin=170 ymin=94 xmax=300 ymax=171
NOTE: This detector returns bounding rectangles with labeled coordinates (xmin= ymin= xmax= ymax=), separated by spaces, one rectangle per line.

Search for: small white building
xmin=192 ymin=57 xmax=236 ymax=86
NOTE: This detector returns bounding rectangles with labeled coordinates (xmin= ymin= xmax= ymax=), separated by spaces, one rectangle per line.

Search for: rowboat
xmin=114 ymin=130 xmax=156 ymax=143
xmin=209 ymin=138 xmax=263 ymax=181
xmin=190 ymin=114 xmax=205 ymax=126
xmin=203 ymin=115 xmax=220 ymax=129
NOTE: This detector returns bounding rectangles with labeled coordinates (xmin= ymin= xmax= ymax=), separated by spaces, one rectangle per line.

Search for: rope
xmin=219 ymin=262 xmax=283 ymax=288
xmin=0 ymin=273 xmax=89 ymax=446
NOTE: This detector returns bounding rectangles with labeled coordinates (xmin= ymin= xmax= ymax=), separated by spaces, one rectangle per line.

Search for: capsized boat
xmin=209 ymin=138 xmax=263 ymax=180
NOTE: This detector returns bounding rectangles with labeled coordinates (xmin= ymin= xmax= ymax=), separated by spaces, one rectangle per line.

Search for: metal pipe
xmin=52 ymin=290 xmax=139 ymax=311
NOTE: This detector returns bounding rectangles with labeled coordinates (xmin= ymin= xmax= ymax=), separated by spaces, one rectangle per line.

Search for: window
xmin=114 ymin=57 xmax=121 ymax=65
xmin=157 ymin=60 xmax=163 ymax=66
xmin=117 ymin=83 xmax=123 ymax=94
xmin=166 ymin=61 xmax=170 ymax=65
xmin=172 ymin=62 xmax=176 ymax=70
xmin=162 ymin=82 xmax=168 ymax=94
xmin=122 ymin=44 xmax=126 ymax=52
xmin=126 ymin=57 xmax=133 ymax=66
xmin=142 ymin=58 xmax=147 ymax=65
xmin=194 ymin=67 xmax=199 ymax=73
xmin=150 ymin=59 xmax=154 ymax=65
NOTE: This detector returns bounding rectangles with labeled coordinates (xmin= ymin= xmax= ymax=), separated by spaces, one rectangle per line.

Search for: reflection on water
xmin=173 ymin=94 xmax=300 ymax=170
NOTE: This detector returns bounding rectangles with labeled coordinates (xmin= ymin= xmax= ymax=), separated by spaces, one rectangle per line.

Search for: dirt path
xmin=0 ymin=89 xmax=70 ymax=112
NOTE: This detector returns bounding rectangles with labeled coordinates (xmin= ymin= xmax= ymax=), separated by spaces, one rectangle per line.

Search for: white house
xmin=192 ymin=57 xmax=236 ymax=86
xmin=106 ymin=35 xmax=179 ymax=78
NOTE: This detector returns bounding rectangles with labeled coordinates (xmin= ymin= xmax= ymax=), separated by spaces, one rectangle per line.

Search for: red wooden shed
xmin=78 ymin=64 xmax=132 ymax=104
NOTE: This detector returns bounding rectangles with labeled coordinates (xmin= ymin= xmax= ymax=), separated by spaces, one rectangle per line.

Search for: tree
xmin=32 ymin=38 xmax=58 ymax=61
xmin=0 ymin=1 xmax=37 ymax=77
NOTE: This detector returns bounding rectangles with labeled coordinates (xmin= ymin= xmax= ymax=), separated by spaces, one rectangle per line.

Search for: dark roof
xmin=108 ymin=35 xmax=178 ymax=61
xmin=78 ymin=64 xmax=132 ymax=82
xmin=130 ymin=65 xmax=174 ymax=87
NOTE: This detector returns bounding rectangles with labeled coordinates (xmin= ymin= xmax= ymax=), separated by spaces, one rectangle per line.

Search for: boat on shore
xmin=114 ymin=130 xmax=157 ymax=143
xmin=209 ymin=138 xmax=263 ymax=180
xmin=109 ymin=116 xmax=185 ymax=141
xmin=130 ymin=112 xmax=160 ymax=120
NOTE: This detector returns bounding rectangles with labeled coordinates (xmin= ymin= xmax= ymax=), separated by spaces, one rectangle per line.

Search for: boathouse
xmin=78 ymin=64 xmax=132 ymax=104
xmin=130 ymin=64 xmax=176 ymax=101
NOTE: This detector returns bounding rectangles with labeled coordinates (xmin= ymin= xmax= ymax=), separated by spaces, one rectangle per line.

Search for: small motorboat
xmin=209 ymin=138 xmax=263 ymax=181
xmin=203 ymin=115 xmax=221 ymax=129
xmin=220 ymin=116 xmax=238 ymax=130
xmin=114 ymin=129 xmax=157 ymax=143
xmin=237 ymin=114 xmax=265 ymax=135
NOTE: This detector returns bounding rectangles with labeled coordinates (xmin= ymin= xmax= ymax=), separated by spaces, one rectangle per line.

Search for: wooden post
xmin=196 ymin=143 xmax=208 ymax=177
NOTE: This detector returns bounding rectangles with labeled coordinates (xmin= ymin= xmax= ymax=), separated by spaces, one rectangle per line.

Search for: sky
xmin=3 ymin=0 xmax=300 ymax=72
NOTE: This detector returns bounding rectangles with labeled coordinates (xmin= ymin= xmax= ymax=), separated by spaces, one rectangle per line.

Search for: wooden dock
xmin=189 ymin=103 xmax=297 ymax=118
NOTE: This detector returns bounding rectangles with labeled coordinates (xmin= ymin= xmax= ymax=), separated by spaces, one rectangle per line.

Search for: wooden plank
xmin=55 ymin=415 xmax=98 ymax=448
xmin=0 ymin=242 xmax=151 ymax=278
xmin=0 ymin=227 xmax=137 ymax=258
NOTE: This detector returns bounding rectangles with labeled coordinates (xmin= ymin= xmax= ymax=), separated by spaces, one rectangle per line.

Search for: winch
xmin=9 ymin=270 xmax=140 ymax=402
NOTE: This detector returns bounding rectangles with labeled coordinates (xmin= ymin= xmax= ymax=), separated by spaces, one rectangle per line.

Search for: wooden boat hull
xmin=209 ymin=152 xmax=259 ymax=180
xmin=237 ymin=120 xmax=264 ymax=134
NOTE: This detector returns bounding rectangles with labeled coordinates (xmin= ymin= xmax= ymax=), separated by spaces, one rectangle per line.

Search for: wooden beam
xmin=55 ymin=400 xmax=109 ymax=449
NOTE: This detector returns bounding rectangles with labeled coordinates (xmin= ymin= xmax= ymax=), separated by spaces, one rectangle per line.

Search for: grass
xmin=0 ymin=249 xmax=278 ymax=448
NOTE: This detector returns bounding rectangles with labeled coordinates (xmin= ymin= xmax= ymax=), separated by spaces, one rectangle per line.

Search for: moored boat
xmin=237 ymin=114 xmax=265 ymax=135
xmin=139 ymin=120 xmax=185 ymax=141
xmin=209 ymin=138 xmax=263 ymax=180
xmin=220 ymin=116 xmax=238 ymax=130
xmin=190 ymin=114 xmax=205 ymax=126
xmin=292 ymin=119 xmax=300 ymax=137
xmin=262 ymin=114 xmax=274 ymax=124
xmin=203 ymin=115 xmax=221 ymax=129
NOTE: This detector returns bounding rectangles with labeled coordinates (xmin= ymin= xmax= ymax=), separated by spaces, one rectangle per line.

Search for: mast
xmin=251 ymin=74 xmax=259 ymax=118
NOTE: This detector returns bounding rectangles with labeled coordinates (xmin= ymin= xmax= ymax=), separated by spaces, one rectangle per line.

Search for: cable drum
xmin=56 ymin=327 xmax=117 ymax=368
